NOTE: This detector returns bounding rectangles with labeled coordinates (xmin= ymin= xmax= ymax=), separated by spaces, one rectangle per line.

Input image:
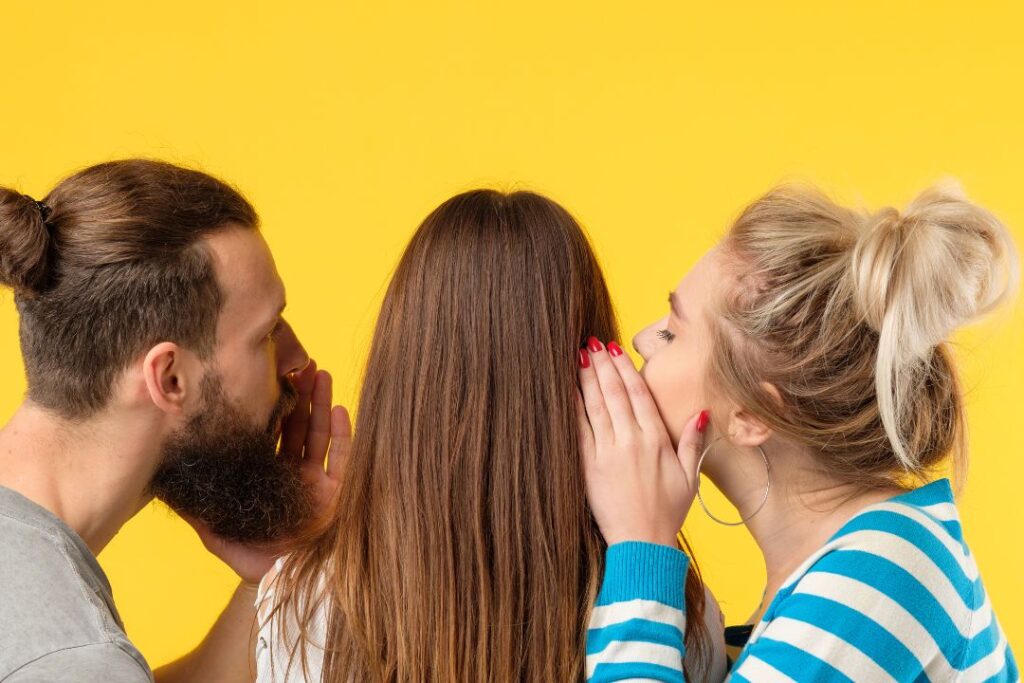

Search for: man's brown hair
xmin=0 ymin=159 xmax=258 ymax=417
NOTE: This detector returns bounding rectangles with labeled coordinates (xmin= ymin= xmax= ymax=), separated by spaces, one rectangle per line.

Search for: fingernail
xmin=578 ymin=348 xmax=591 ymax=368
xmin=607 ymin=341 xmax=623 ymax=357
xmin=587 ymin=337 xmax=604 ymax=353
xmin=696 ymin=410 xmax=710 ymax=433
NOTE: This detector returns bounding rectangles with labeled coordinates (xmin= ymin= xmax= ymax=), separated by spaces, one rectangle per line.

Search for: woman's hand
xmin=577 ymin=337 xmax=707 ymax=548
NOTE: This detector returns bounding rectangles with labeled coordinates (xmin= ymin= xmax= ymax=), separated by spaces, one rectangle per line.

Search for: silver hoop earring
xmin=695 ymin=436 xmax=771 ymax=526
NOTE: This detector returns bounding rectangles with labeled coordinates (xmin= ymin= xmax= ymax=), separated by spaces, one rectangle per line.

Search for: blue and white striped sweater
xmin=588 ymin=542 xmax=693 ymax=681
xmin=585 ymin=479 xmax=1017 ymax=682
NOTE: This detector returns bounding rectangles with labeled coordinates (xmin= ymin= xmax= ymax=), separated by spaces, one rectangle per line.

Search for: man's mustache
xmin=268 ymin=377 xmax=299 ymax=435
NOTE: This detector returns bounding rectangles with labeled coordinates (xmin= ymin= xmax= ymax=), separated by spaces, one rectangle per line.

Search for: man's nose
xmin=276 ymin=319 xmax=310 ymax=377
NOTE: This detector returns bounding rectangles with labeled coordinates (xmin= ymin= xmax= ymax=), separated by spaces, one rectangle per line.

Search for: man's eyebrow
xmin=261 ymin=300 xmax=286 ymax=331
xmin=668 ymin=291 xmax=687 ymax=322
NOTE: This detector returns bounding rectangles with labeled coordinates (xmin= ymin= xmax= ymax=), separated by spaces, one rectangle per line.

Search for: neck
xmin=0 ymin=400 xmax=165 ymax=555
xmin=708 ymin=440 xmax=902 ymax=618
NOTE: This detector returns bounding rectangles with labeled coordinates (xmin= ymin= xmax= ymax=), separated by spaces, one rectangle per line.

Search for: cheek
xmin=252 ymin=347 xmax=281 ymax=409
xmin=218 ymin=344 xmax=280 ymax=420
xmin=643 ymin=345 xmax=706 ymax=444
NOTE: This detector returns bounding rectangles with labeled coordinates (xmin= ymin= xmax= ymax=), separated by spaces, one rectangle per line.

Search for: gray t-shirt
xmin=0 ymin=486 xmax=152 ymax=682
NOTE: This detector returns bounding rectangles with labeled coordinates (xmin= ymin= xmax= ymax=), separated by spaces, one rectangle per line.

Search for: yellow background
xmin=2 ymin=0 xmax=1021 ymax=666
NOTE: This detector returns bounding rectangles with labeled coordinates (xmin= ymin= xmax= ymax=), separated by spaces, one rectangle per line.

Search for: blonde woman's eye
xmin=656 ymin=328 xmax=676 ymax=342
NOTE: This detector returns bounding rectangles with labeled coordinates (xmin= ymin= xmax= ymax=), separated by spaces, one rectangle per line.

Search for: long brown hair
xmin=272 ymin=189 xmax=708 ymax=680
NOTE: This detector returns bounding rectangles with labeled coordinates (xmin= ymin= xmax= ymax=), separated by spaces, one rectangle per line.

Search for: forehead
xmin=673 ymin=247 xmax=724 ymax=307
xmin=204 ymin=226 xmax=284 ymax=326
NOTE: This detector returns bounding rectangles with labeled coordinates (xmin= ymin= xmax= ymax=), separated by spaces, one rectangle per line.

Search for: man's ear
xmin=142 ymin=342 xmax=202 ymax=416
xmin=726 ymin=382 xmax=782 ymax=448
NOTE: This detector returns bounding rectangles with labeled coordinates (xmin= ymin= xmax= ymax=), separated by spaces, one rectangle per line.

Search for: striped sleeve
xmin=586 ymin=541 xmax=690 ymax=682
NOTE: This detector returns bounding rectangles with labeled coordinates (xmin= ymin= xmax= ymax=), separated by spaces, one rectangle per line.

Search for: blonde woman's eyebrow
xmin=668 ymin=291 xmax=687 ymax=322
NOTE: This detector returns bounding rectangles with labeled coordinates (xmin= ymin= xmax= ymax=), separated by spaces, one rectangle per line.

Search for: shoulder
xmin=755 ymin=490 xmax=990 ymax=678
xmin=3 ymin=642 xmax=152 ymax=683
xmin=0 ymin=519 xmax=129 ymax=676
xmin=808 ymin=491 xmax=978 ymax=615
xmin=696 ymin=583 xmax=729 ymax=683
xmin=254 ymin=558 xmax=330 ymax=683
xmin=255 ymin=557 xmax=287 ymax=626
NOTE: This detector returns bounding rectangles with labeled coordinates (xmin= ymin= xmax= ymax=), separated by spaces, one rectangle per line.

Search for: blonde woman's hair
xmin=709 ymin=181 xmax=1019 ymax=489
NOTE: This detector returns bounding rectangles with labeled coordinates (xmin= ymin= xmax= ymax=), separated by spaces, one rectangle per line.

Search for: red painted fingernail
xmin=587 ymin=337 xmax=604 ymax=353
xmin=578 ymin=348 xmax=591 ymax=368
xmin=607 ymin=341 xmax=624 ymax=357
xmin=696 ymin=410 xmax=710 ymax=433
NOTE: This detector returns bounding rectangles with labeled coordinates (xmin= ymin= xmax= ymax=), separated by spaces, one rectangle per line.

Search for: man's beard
xmin=150 ymin=372 xmax=312 ymax=544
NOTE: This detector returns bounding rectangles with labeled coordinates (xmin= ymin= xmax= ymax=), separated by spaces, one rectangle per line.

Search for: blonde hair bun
xmin=851 ymin=180 xmax=1018 ymax=348
xmin=850 ymin=182 xmax=1018 ymax=470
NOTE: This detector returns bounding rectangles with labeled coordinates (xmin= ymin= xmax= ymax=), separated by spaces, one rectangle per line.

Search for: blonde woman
xmin=579 ymin=182 xmax=1018 ymax=680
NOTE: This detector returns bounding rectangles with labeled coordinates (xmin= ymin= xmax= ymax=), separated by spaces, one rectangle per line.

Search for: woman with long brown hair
xmin=254 ymin=190 xmax=726 ymax=681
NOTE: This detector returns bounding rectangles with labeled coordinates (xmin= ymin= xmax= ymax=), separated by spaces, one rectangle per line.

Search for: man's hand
xmin=279 ymin=360 xmax=351 ymax=515
xmin=182 ymin=359 xmax=352 ymax=585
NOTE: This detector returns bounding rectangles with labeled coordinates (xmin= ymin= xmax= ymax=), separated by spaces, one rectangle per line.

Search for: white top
xmin=254 ymin=558 xmax=728 ymax=682
xmin=254 ymin=558 xmax=328 ymax=683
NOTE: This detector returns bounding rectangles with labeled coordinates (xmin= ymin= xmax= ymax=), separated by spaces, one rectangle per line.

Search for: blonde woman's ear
xmin=726 ymin=406 xmax=772 ymax=448
xmin=721 ymin=382 xmax=780 ymax=448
